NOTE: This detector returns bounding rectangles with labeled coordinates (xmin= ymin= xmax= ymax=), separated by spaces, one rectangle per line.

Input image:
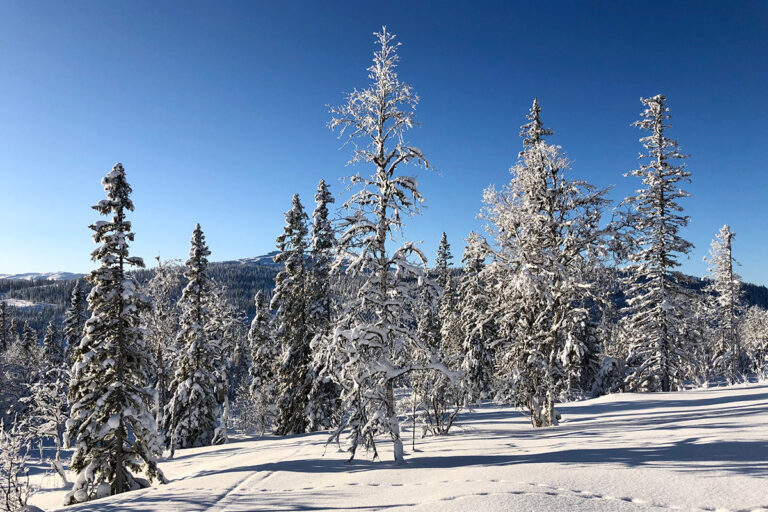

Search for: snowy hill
xmin=0 ymin=271 xmax=85 ymax=281
xmin=217 ymin=251 xmax=282 ymax=267
xmin=30 ymin=383 xmax=768 ymax=511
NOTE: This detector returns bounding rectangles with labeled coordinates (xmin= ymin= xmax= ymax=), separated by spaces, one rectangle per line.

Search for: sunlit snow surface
xmin=31 ymin=383 xmax=768 ymax=511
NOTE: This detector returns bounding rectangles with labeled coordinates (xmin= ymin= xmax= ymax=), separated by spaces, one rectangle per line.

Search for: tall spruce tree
xmin=63 ymin=280 xmax=88 ymax=367
xmin=458 ymin=232 xmax=495 ymax=402
xmin=618 ymin=95 xmax=695 ymax=392
xmin=246 ymin=290 xmax=278 ymax=435
xmin=704 ymin=225 xmax=744 ymax=380
xmin=306 ymin=179 xmax=341 ymax=431
xmin=163 ymin=224 xmax=219 ymax=453
xmin=322 ymin=27 xmax=455 ymax=463
xmin=272 ymin=194 xmax=311 ymax=435
xmin=65 ymin=163 xmax=164 ymax=505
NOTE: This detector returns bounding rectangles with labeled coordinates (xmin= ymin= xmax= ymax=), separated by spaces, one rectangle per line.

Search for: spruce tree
xmin=618 ymin=95 xmax=695 ymax=392
xmin=306 ymin=179 xmax=341 ymax=431
xmin=272 ymin=194 xmax=311 ymax=435
xmin=65 ymin=163 xmax=164 ymax=504
xmin=43 ymin=321 xmax=64 ymax=369
xmin=163 ymin=224 xmax=219 ymax=453
xmin=458 ymin=232 xmax=495 ymax=402
xmin=63 ymin=279 xmax=88 ymax=367
xmin=246 ymin=290 xmax=278 ymax=435
xmin=704 ymin=225 xmax=744 ymax=381
xmin=0 ymin=301 xmax=9 ymax=352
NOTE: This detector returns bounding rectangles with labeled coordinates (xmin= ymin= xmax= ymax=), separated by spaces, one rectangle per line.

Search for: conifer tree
xmin=272 ymin=194 xmax=311 ymax=435
xmin=0 ymin=301 xmax=9 ymax=351
xmin=163 ymin=224 xmax=219 ymax=453
xmin=63 ymin=280 xmax=88 ymax=367
xmin=322 ymin=27 xmax=455 ymax=463
xmin=65 ymin=163 xmax=164 ymax=504
xmin=246 ymin=291 xmax=278 ymax=435
xmin=306 ymin=179 xmax=341 ymax=431
xmin=618 ymin=95 xmax=695 ymax=392
xmin=458 ymin=232 xmax=495 ymax=402
xmin=704 ymin=225 xmax=744 ymax=381
xmin=43 ymin=321 xmax=64 ymax=369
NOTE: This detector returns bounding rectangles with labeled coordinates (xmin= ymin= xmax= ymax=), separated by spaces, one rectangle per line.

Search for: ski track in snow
xmin=30 ymin=383 xmax=768 ymax=512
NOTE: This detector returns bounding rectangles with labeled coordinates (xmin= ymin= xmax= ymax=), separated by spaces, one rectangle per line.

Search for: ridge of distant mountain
xmin=0 ymin=271 xmax=86 ymax=281
xmin=216 ymin=251 xmax=281 ymax=267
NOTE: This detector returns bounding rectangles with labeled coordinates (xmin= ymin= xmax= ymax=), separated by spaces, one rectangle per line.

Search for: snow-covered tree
xmin=243 ymin=291 xmax=278 ymax=435
xmin=703 ymin=225 xmax=744 ymax=381
xmin=458 ymin=232 xmax=495 ymax=402
xmin=306 ymin=179 xmax=341 ymax=431
xmin=322 ymin=27 xmax=455 ymax=463
xmin=63 ymin=280 xmax=88 ymax=367
xmin=740 ymin=306 xmax=768 ymax=377
xmin=42 ymin=322 xmax=64 ymax=369
xmin=143 ymin=258 xmax=183 ymax=429
xmin=0 ymin=418 xmax=34 ymax=512
xmin=163 ymin=224 xmax=219 ymax=453
xmin=617 ymin=95 xmax=696 ymax=393
xmin=65 ymin=163 xmax=164 ymax=504
xmin=481 ymin=99 xmax=609 ymax=426
xmin=20 ymin=366 xmax=69 ymax=483
xmin=271 ymin=194 xmax=311 ymax=435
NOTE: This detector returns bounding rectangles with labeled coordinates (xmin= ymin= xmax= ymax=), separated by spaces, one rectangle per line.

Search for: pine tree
xmin=63 ymin=279 xmax=88 ymax=368
xmin=618 ymin=95 xmax=695 ymax=393
xmin=163 ymin=224 xmax=219 ymax=453
xmin=458 ymin=232 xmax=495 ymax=402
xmin=272 ymin=194 xmax=311 ymax=435
xmin=482 ymin=99 xmax=609 ymax=426
xmin=323 ymin=27 xmax=455 ymax=463
xmin=245 ymin=291 xmax=278 ymax=435
xmin=703 ymin=225 xmax=744 ymax=381
xmin=65 ymin=163 xmax=164 ymax=504
xmin=306 ymin=179 xmax=341 ymax=431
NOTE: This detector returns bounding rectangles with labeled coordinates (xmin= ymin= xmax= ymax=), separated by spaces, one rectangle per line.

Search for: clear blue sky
xmin=1 ymin=1 xmax=766 ymax=284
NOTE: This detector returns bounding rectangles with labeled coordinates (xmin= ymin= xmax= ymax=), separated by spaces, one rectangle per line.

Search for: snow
xmin=0 ymin=272 xmax=85 ymax=281
xmin=28 ymin=382 xmax=768 ymax=511
xmin=0 ymin=297 xmax=56 ymax=309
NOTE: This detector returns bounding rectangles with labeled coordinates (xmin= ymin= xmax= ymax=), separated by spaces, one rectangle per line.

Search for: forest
xmin=1 ymin=27 xmax=767 ymax=511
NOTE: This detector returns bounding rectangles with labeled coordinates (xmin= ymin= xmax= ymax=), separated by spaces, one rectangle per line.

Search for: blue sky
xmin=1 ymin=1 xmax=766 ymax=284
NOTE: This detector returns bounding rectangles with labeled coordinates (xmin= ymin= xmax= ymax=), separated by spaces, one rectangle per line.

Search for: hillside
xmin=29 ymin=382 xmax=768 ymax=512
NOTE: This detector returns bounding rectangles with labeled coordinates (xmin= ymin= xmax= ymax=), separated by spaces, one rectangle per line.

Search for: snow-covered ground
xmin=30 ymin=383 xmax=768 ymax=512
xmin=0 ymin=297 xmax=55 ymax=309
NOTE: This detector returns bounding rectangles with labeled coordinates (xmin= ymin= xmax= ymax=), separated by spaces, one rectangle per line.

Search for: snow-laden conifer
xmin=43 ymin=322 xmax=64 ymax=369
xmin=63 ymin=280 xmax=88 ymax=367
xmin=272 ymin=194 xmax=311 ymax=435
xmin=618 ymin=95 xmax=696 ymax=392
xmin=482 ymin=99 xmax=609 ymax=426
xmin=244 ymin=290 xmax=278 ymax=435
xmin=163 ymin=224 xmax=219 ymax=453
xmin=65 ymin=163 xmax=164 ymax=504
xmin=458 ymin=232 xmax=495 ymax=402
xmin=322 ymin=27 xmax=455 ymax=463
xmin=306 ymin=179 xmax=341 ymax=431
xmin=703 ymin=225 xmax=744 ymax=381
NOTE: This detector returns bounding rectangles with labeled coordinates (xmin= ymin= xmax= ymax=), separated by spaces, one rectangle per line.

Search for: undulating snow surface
xmin=31 ymin=383 xmax=768 ymax=511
